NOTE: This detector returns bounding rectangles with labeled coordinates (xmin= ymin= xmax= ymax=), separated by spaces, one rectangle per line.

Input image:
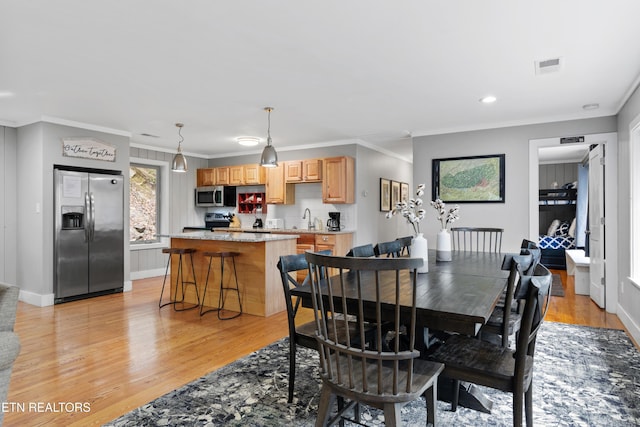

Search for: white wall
xmin=412 ymin=117 xmax=617 ymax=253
xmin=616 ymin=83 xmax=640 ymax=343
xmin=0 ymin=126 xmax=17 ymax=285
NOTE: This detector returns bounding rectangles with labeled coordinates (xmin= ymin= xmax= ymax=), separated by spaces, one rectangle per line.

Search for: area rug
xmin=104 ymin=322 xmax=640 ymax=426
xmin=551 ymin=273 xmax=565 ymax=296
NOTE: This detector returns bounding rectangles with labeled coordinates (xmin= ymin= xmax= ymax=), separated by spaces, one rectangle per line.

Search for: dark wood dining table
xmin=291 ymin=249 xmax=509 ymax=338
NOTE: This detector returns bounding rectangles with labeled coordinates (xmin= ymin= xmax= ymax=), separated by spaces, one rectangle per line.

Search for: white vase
xmin=436 ymin=229 xmax=452 ymax=261
xmin=411 ymin=233 xmax=429 ymax=273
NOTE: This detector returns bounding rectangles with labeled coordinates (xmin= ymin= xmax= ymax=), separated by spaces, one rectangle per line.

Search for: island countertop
xmin=158 ymin=231 xmax=299 ymax=242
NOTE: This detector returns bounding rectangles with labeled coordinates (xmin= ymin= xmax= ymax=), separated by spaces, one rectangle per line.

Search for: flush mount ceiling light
xmin=236 ymin=136 xmax=261 ymax=146
xmin=582 ymin=103 xmax=600 ymax=111
xmin=479 ymin=95 xmax=497 ymax=104
xmin=171 ymin=123 xmax=188 ymax=173
xmin=260 ymin=107 xmax=278 ymax=168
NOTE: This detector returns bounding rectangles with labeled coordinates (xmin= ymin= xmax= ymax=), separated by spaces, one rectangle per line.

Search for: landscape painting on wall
xmin=432 ymin=154 xmax=505 ymax=203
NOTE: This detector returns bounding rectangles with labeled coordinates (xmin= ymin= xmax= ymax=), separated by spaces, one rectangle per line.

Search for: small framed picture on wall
xmin=391 ymin=180 xmax=401 ymax=208
xmin=380 ymin=178 xmax=391 ymax=211
xmin=400 ymin=182 xmax=409 ymax=203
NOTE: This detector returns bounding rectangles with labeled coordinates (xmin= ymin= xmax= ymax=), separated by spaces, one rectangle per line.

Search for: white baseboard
xmin=18 ymin=280 xmax=134 ymax=307
xmin=19 ymin=290 xmax=55 ymax=307
xmin=617 ymin=303 xmax=640 ymax=345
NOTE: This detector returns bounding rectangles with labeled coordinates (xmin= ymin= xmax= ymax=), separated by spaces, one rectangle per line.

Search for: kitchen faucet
xmin=303 ymin=208 xmax=315 ymax=230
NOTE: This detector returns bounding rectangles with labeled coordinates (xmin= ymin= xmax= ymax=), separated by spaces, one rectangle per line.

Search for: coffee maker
xmin=327 ymin=212 xmax=341 ymax=231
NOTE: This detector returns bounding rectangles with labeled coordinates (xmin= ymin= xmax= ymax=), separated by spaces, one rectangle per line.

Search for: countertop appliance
xmin=327 ymin=211 xmax=341 ymax=231
xmin=205 ymin=212 xmax=231 ymax=228
xmin=265 ymin=218 xmax=284 ymax=229
xmin=195 ymin=186 xmax=237 ymax=207
xmin=54 ymin=166 xmax=124 ymax=303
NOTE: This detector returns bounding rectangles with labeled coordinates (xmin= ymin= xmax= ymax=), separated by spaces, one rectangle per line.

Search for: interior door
xmin=588 ymin=144 xmax=605 ymax=308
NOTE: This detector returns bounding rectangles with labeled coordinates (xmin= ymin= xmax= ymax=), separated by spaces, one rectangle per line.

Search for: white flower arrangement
xmin=385 ymin=184 xmax=427 ymax=236
xmin=430 ymin=198 xmax=460 ymax=231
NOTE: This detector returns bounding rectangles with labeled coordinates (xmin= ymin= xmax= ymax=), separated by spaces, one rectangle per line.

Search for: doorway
xmin=529 ymin=132 xmax=618 ymax=313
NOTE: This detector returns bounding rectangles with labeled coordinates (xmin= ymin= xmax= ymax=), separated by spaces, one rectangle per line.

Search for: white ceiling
xmin=1 ymin=1 xmax=640 ymax=163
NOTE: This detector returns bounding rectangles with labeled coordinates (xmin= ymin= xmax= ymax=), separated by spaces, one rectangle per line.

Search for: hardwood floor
xmin=4 ymin=271 xmax=630 ymax=426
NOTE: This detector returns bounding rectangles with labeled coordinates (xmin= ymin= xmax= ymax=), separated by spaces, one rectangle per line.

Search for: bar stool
xmin=201 ymin=251 xmax=243 ymax=320
xmin=159 ymin=247 xmax=200 ymax=311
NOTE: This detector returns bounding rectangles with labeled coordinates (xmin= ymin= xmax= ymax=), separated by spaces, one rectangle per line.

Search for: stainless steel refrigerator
xmin=54 ymin=166 xmax=124 ymax=303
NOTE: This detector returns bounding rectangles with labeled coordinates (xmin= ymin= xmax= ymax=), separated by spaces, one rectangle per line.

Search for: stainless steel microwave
xmin=195 ymin=186 xmax=236 ymax=207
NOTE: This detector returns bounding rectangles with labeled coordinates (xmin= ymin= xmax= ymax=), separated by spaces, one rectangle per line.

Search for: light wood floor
xmin=4 ymin=270 xmax=629 ymax=426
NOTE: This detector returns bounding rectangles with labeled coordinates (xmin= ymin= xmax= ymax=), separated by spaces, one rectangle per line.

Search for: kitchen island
xmin=163 ymin=231 xmax=298 ymax=317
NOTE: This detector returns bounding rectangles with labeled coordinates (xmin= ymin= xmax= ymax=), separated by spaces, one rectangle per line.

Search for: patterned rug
xmin=104 ymin=322 xmax=640 ymax=426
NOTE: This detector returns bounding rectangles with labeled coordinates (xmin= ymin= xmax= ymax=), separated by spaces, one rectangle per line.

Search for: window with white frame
xmin=130 ymin=163 xmax=160 ymax=244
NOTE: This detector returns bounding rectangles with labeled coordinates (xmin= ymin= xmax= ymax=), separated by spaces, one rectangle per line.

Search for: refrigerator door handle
xmin=84 ymin=192 xmax=91 ymax=243
xmin=89 ymin=192 xmax=96 ymax=241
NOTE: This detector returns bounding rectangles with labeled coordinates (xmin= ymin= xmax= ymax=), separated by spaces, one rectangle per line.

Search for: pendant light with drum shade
xmin=171 ymin=123 xmax=188 ymax=172
xmin=260 ymin=107 xmax=278 ymax=167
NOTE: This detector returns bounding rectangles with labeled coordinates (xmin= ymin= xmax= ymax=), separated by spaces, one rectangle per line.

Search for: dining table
xmin=290 ymin=248 xmax=511 ymax=413
xmin=291 ymin=249 xmax=509 ymax=338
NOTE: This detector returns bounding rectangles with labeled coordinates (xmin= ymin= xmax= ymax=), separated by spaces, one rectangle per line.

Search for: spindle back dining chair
xmin=305 ymin=252 xmax=444 ymax=426
xmin=451 ymin=227 xmax=504 ymax=253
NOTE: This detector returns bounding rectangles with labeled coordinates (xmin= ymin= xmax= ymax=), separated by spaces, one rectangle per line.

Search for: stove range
xmin=204 ymin=212 xmax=231 ymax=229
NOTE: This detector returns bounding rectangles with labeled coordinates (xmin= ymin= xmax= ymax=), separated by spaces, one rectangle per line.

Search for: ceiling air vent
xmin=534 ymin=57 xmax=563 ymax=75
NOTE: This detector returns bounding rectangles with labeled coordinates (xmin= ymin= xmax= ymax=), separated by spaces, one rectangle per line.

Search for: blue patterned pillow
xmin=555 ymin=221 xmax=571 ymax=236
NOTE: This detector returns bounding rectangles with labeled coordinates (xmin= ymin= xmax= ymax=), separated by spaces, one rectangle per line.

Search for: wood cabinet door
xmin=284 ymin=161 xmax=303 ymax=182
xmin=215 ymin=167 xmax=230 ymax=185
xmin=244 ymin=164 xmax=265 ymax=184
xmin=303 ymin=159 xmax=323 ymax=181
xmin=229 ymin=165 xmax=244 ymax=185
xmin=322 ymin=156 xmax=355 ymax=203
xmin=196 ymin=168 xmax=215 ymax=187
xmin=265 ymin=164 xmax=286 ymax=203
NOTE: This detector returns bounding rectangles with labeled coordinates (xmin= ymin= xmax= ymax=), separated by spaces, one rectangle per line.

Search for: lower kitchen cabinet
xmin=293 ymin=232 xmax=353 ymax=281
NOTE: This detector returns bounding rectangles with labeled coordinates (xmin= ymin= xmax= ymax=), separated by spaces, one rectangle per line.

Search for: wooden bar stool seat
xmin=201 ymin=251 xmax=243 ymax=320
xmin=159 ymin=247 xmax=200 ymax=311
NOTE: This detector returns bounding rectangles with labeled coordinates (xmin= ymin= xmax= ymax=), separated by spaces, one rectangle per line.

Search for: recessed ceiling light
xmin=236 ymin=136 xmax=261 ymax=146
xmin=0 ymin=91 xmax=15 ymax=98
xmin=582 ymin=103 xmax=600 ymax=111
xmin=480 ymin=95 xmax=497 ymax=104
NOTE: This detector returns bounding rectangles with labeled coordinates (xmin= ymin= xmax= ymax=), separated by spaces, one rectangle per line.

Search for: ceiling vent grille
xmin=535 ymin=57 xmax=563 ymax=75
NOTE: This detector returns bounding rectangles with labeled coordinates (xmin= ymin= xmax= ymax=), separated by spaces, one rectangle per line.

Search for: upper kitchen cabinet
xmin=229 ymin=165 xmax=244 ymax=185
xmin=285 ymin=159 xmax=323 ymax=183
xmin=265 ymin=164 xmax=295 ymax=204
xmin=197 ymin=168 xmax=215 ymax=187
xmin=322 ymin=156 xmax=355 ymax=204
xmin=215 ymin=167 xmax=230 ymax=185
xmin=244 ymin=164 xmax=266 ymax=185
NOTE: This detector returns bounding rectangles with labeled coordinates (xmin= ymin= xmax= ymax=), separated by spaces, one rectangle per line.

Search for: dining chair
xmin=396 ymin=236 xmax=413 ymax=256
xmin=345 ymin=244 xmax=375 ymax=257
xmin=373 ymin=240 xmax=402 ymax=257
xmin=451 ymin=227 xmax=504 ymax=253
xmin=479 ymin=253 xmax=533 ymax=347
xmin=305 ymin=251 xmax=445 ymax=426
xmin=428 ymin=263 xmax=553 ymax=427
xmin=277 ymin=251 xmax=374 ymax=404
